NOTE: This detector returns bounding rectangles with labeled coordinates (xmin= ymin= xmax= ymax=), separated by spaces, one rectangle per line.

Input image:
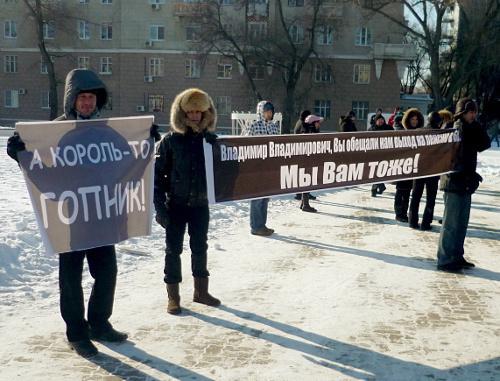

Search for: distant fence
xmin=231 ymin=112 xmax=283 ymax=135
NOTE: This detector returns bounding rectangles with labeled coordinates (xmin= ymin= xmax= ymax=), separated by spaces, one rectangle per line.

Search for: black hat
xmin=375 ymin=114 xmax=385 ymax=122
xmin=427 ymin=111 xmax=442 ymax=127
xmin=347 ymin=110 xmax=356 ymax=118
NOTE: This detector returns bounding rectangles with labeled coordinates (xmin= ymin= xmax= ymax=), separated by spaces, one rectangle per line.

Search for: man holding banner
xmin=244 ymin=100 xmax=280 ymax=236
xmin=6 ymin=69 xmax=156 ymax=358
xmin=437 ymin=98 xmax=491 ymax=272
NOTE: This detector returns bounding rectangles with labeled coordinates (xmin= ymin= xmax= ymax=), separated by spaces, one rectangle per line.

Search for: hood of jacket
xmin=62 ymin=69 xmax=108 ymax=120
xmin=170 ymin=88 xmax=217 ymax=134
xmin=255 ymin=100 xmax=275 ymax=125
xmin=402 ymin=108 xmax=424 ymax=130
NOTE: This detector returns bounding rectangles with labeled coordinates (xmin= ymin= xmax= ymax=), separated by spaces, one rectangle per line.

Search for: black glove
xmin=7 ymin=132 xmax=26 ymax=163
xmin=154 ymin=202 xmax=169 ymax=229
xmin=202 ymin=130 xmax=218 ymax=145
xmin=150 ymin=124 xmax=161 ymax=142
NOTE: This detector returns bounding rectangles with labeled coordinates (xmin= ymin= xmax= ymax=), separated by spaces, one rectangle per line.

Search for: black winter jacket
xmin=440 ymin=119 xmax=490 ymax=194
xmin=154 ymin=129 xmax=208 ymax=207
xmin=339 ymin=116 xmax=357 ymax=132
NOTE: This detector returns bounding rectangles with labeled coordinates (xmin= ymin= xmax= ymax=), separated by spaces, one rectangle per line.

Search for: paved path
xmin=1 ymin=182 xmax=499 ymax=380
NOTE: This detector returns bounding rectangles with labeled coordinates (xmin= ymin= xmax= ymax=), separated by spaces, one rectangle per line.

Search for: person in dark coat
xmin=6 ymin=69 xmax=129 ymax=358
xmin=408 ymin=112 xmax=442 ymax=230
xmin=369 ymin=108 xmax=383 ymax=128
xmin=293 ymin=109 xmax=317 ymax=201
xmin=294 ymin=109 xmax=311 ymax=134
xmin=154 ymin=88 xmax=221 ymax=314
xmin=393 ymin=108 xmax=424 ymax=222
xmin=339 ymin=110 xmax=357 ymax=132
xmin=368 ymin=114 xmax=393 ymax=196
xmin=295 ymin=114 xmax=323 ymax=212
xmin=437 ymin=98 xmax=491 ymax=271
xmin=393 ymin=113 xmax=404 ymax=130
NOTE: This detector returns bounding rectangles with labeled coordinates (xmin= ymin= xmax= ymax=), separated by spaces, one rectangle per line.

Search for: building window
xmin=150 ymin=23 xmax=165 ymax=41
xmin=4 ymin=55 xmax=18 ymax=73
xmin=78 ymin=0 xmax=90 ymax=3
xmin=248 ymin=22 xmax=267 ymax=38
xmin=100 ymin=57 xmax=112 ymax=74
xmin=248 ymin=65 xmax=265 ymax=80
xmin=5 ymin=0 xmax=18 ymax=4
xmin=352 ymin=101 xmax=369 ymax=120
xmin=354 ymin=64 xmax=370 ymax=84
xmin=288 ymin=0 xmax=304 ymax=6
xmin=148 ymin=94 xmax=164 ymax=112
xmin=220 ymin=0 xmax=234 ymax=5
xmin=101 ymin=0 xmax=113 ymax=4
xmin=317 ymin=26 xmax=332 ymax=45
xmin=43 ymin=22 xmax=55 ymax=39
xmin=314 ymin=100 xmax=331 ymax=119
xmin=78 ymin=21 xmax=90 ymax=40
xmin=41 ymin=91 xmax=50 ymax=109
xmin=248 ymin=0 xmax=268 ymax=16
xmin=289 ymin=25 xmax=304 ymax=44
xmin=78 ymin=56 xmax=90 ymax=69
xmin=217 ymin=63 xmax=232 ymax=79
xmin=216 ymin=96 xmax=231 ymax=115
xmin=222 ymin=23 xmax=233 ymax=35
xmin=5 ymin=90 xmax=19 ymax=108
xmin=355 ymin=27 xmax=371 ymax=46
xmin=186 ymin=23 xmax=200 ymax=42
xmin=150 ymin=0 xmax=165 ymax=4
xmin=4 ymin=21 xmax=18 ymax=38
xmin=101 ymin=22 xmax=112 ymax=40
xmin=149 ymin=58 xmax=164 ymax=77
xmin=105 ymin=91 xmax=113 ymax=110
xmin=315 ymin=64 xmax=332 ymax=82
xmin=185 ymin=59 xmax=200 ymax=78
xmin=40 ymin=56 xmax=54 ymax=74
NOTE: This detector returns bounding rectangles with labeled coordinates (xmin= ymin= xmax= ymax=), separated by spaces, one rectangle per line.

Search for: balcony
xmin=173 ymin=2 xmax=208 ymax=17
xmin=321 ymin=1 xmax=343 ymax=17
xmin=372 ymin=43 xmax=417 ymax=80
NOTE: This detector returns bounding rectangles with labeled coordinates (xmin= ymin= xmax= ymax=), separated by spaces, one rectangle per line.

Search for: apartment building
xmin=0 ymin=0 xmax=416 ymax=131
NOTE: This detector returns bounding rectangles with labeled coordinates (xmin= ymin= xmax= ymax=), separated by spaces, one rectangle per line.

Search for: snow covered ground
xmin=0 ymin=136 xmax=499 ymax=380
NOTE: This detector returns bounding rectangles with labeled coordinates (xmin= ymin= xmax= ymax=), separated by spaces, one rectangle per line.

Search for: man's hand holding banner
xmin=16 ymin=116 xmax=155 ymax=255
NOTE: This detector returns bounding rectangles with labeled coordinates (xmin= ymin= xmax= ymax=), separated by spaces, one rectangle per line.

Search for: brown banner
xmin=205 ymin=129 xmax=460 ymax=203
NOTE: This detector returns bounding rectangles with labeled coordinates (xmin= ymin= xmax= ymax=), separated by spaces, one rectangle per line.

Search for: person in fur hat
xmin=154 ymin=88 xmax=220 ymax=315
xmin=393 ymin=108 xmax=424 ymax=222
xmin=437 ymin=97 xmax=490 ymax=271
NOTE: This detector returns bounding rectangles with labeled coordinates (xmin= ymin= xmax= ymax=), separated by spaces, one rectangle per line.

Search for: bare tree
xmin=355 ymin=0 xmax=499 ymax=110
xmin=194 ymin=0 xmax=339 ymax=133
xmin=21 ymin=0 xmax=61 ymax=120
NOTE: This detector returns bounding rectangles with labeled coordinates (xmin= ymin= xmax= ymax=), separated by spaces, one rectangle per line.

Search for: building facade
xmin=1 ymin=0 xmax=416 ymax=132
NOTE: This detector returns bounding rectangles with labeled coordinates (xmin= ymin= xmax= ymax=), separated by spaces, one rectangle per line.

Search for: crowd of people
xmin=5 ymin=67 xmax=493 ymax=359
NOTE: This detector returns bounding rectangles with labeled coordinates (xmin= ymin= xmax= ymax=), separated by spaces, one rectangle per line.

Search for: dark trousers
xmin=164 ymin=203 xmax=210 ymax=284
xmin=409 ymin=176 xmax=439 ymax=227
xmin=437 ymin=191 xmax=471 ymax=265
xmin=394 ymin=180 xmax=412 ymax=219
xmin=59 ymin=245 xmax=117 ymax=342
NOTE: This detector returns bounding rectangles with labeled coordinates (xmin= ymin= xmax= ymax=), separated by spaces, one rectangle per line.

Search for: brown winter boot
xmin=193 ymin=277 xmax=221 ymax=306
xmin=166 ymin=283 xmax=182 ymax=315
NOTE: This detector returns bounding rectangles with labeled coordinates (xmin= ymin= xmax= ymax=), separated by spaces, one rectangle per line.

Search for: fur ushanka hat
xmin=170 ymin=88 xmax=217 ymax=134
